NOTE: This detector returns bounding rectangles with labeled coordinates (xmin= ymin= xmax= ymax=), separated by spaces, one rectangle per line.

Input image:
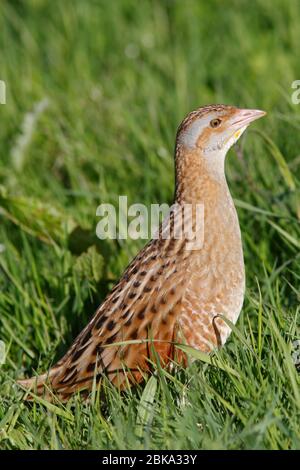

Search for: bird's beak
xmin=231 ymin=108 xmax=267 ymax=130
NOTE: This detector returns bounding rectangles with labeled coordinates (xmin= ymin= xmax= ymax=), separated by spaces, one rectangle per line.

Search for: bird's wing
xmin=19 ymin=217 xmax=191 ymax=400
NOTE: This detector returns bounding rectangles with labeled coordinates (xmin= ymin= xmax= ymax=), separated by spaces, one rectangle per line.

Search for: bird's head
xmin=177 ymin=104 xmax=266 ymax=164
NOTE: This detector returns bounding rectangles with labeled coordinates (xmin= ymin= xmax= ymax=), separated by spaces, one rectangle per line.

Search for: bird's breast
xmin=177 ymin=192 xmax=245 ymax=352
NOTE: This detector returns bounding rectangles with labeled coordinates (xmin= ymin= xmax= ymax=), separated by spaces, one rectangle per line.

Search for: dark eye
xmin=210 ymin=118 xmax=222 ymax=128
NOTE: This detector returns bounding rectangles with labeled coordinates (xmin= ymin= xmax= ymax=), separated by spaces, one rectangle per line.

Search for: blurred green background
xmin=0 ymin=0 xmax=299 ymax=450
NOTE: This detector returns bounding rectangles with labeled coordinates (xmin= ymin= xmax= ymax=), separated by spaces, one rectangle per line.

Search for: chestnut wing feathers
xmin=47 ymin=236 xmax=189 ymax=398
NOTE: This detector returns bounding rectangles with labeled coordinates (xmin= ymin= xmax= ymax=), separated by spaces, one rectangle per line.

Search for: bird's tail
xmin=17 ymin=365 xmax=69 ymax=402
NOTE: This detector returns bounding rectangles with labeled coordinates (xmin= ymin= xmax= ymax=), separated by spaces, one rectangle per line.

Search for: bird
xmin=18 ymin=104 xmax=266 ymax=402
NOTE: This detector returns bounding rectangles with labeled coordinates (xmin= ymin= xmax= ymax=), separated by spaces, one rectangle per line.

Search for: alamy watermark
xmin=96 ymin=196 xmax=204 ymax=251
xmin=0 ymin=80 xmax=6 ymax=104
xmin=291 ymin=80 xmax=300 ymax=104
xmin=0 ymin=340 xmax=6 ymax=365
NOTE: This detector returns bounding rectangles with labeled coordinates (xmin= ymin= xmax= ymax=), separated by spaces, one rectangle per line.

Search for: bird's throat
xmin=174 ymin=144 xmax=227 ymax=205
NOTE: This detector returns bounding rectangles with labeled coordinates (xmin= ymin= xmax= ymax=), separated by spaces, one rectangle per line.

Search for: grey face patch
xmin=178 ymin=111 xmax=229 ymax=150
xmin=178 ymin=114 xmax=213 ymax=149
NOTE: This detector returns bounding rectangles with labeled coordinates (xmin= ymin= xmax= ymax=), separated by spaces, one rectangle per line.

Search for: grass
xmin=0 ymin=0 xmax=300 ymax=450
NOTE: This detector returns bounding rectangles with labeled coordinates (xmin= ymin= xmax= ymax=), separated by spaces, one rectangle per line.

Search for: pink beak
xmin=231 ymin=108 xmax=266 ymax=129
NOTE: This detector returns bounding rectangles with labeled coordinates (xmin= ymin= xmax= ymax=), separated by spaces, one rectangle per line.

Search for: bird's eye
xmin=210 ymin=118 xmax=222 ymax=128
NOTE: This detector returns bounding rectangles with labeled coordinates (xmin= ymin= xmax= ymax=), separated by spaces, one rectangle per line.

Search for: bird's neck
xmin=174 ymin=143 xmax=228 ymax=205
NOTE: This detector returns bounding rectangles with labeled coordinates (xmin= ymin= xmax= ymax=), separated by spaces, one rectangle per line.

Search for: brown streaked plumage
xmin=18 ymin=104 xmax=266 ymax=401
